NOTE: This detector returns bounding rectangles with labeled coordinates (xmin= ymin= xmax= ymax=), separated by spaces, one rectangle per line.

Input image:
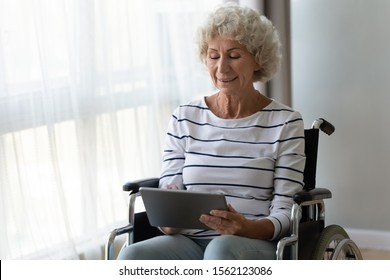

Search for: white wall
xmin=291 ymin=0 xmax=390 ymax=249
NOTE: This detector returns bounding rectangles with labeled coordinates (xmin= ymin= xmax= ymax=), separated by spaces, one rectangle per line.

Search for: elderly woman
xmin=118 ymin=4 xmax=305 ymax=260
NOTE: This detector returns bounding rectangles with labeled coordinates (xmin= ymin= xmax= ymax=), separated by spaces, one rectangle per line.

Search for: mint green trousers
xmin=117 ymin=234 xmax=277 ymax=260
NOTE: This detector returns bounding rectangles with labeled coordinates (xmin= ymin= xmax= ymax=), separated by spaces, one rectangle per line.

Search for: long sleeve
xmin=267 ymin=111 xmax=305 ymax=240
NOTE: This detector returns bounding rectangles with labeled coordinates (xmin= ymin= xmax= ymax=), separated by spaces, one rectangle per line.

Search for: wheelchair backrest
xmin=303 ymin=129 xmax=319 ymax=191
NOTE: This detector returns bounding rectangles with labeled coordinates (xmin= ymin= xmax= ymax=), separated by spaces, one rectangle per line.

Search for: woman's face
xmin=206 ymin=36 xmax=260 ymax=95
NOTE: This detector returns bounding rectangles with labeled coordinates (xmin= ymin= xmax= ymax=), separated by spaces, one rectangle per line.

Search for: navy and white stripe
xmin=160 ymin=98 xmax=305 ymax=241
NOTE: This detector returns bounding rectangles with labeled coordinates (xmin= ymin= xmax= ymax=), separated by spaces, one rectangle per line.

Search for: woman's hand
xmin=159 ymin=227 xmax=181 ymax=235
xmin=199 ymin=204 xmax=247 ymax=235
xmin=199 ymin=204 xmax=275 ymax=239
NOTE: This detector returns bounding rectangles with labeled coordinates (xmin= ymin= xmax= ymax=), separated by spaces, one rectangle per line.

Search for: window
xmin=0 ymin=0 xmax=220 ymax=259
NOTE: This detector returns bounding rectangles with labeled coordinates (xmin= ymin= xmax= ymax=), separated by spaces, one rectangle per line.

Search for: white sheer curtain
xmin=0 ymin=0 xmax=219 ymax=259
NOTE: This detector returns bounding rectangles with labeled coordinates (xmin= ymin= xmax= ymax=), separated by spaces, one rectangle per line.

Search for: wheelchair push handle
xmin=311 ymin=118 xmax=335 ymax=135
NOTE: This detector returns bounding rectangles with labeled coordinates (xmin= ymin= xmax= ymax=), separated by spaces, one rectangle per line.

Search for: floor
xmin=361 ymin=249 xmax=390 ymax=260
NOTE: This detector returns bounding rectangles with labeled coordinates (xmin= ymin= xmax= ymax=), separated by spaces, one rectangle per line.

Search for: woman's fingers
xmin=199 ymin=205 xmax=246 ymax=234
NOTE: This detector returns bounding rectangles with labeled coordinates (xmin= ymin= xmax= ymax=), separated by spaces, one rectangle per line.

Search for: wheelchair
xmin=106 ymin=118 xmax=363 ymax=260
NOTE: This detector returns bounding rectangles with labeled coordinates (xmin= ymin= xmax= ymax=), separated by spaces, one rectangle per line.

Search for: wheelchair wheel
xmin=311 ymin=224 xmax=363 ymax=260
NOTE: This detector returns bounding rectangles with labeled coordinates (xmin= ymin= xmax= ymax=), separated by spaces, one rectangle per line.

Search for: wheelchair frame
xmin=106 ymin=118 xmax=362 ymax=260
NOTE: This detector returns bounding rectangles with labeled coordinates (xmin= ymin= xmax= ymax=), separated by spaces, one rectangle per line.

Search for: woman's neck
xmin=211 ymin=90 xmax=271 ymax=119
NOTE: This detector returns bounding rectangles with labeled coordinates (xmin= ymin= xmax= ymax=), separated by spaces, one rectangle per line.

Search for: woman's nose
xmin=217 ymin=57 xmax=230 ymax=73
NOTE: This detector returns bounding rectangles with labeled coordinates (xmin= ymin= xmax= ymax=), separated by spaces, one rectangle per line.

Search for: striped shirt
xmin=159 ymin=97 xmax=305 ymax=241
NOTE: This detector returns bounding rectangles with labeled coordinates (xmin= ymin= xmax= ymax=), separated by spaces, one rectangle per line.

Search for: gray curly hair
xmin=196 ymin=4 xmax=281 ymax=83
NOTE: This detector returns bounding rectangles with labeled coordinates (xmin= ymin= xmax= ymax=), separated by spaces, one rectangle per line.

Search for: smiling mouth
xmin=218 ymin=77 xmax=237 ymax=83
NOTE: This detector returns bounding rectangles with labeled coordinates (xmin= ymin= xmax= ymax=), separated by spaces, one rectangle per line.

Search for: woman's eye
xmin=230 ymin=54 xmax=240 ymax=59
xmin=209 ymin=55 xmax=219 ymax=60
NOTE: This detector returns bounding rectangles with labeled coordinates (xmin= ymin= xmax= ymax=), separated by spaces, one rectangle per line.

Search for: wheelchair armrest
xmin=293 ymin=188 xmax=332 ymax=204
xmin=105 ymin=224 xmax=133 ymax=260
xmin=123 ymin=177 xmax=160 ymax=193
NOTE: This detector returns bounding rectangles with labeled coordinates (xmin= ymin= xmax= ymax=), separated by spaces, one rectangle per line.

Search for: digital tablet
xmin=139 ymin=187 xmax=228 ymax=230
